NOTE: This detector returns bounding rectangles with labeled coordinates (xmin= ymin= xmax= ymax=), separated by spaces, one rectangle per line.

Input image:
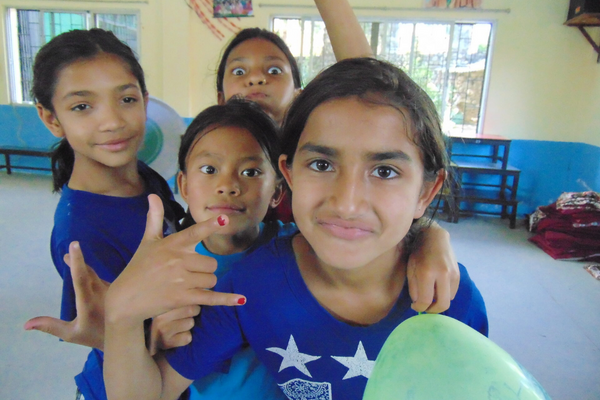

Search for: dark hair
xmin=216 ymin=28 xmax=302 ymax=94
xmin=178 ymin=98 xmax=282 ymax=228
xmin=32 ymin=29 xmax=147 ymax=192
xmin=281 ymin=58 xmax=449 ymax=241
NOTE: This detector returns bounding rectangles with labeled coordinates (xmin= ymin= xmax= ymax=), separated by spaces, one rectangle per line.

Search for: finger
xmin=167 ymin=214 xmax=229 ymax=251
xmin=183 ymin=289 xmax=246 ymax=307
xmin=24 ymin=316 xmax=73 ymax=342
xmin=67 ymin=242 xmax=103 ymax=306
xmin=409 ymin=272 xmax=436 ymax=313
xmin=158 ymin=317 xmax=196 ymax=340
xmin=157 ymin=305 xmax=201 ymax=321
xmin=161 ymin=331 xmax=193 ymax=350
xmin=143 ymin=194 xmax=166 ymax=242
xmin=426 ymin=280 xmax=450 ymax=314
xmin=449 ymin=264 xmax=460 ymax=300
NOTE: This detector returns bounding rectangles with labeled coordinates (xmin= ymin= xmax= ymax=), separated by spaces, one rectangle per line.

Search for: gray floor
xmin=1 ymin=173 xmax=599 ymax=400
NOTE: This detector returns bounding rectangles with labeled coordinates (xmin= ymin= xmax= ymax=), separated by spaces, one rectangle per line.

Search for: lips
xmin=207 ymin=204 xmax=245 ymax=214
xmin=245 ymin=92 xmax=267 ymax=100
xmin=97 ymin=137 xmax=134 ymax=152
xmin=317 ymin=217 xmax=374 ymax=241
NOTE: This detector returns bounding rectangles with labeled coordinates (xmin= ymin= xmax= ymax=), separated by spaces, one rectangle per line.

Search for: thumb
xmin=143 ymin=194 xmax=165 ymax=242
xmin=24 ymin=316 xmax=73 ymax=341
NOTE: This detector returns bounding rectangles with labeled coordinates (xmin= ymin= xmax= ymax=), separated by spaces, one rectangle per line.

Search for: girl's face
xmin=280 ymin=97 xmax=443 ymax=272
xmin=218 ymin=38 xmax=300 ymax=125
xmin=37 ymin=53 xmax=147 ymax=170
xmin=178 ymin=126 xmax=282 ymax=241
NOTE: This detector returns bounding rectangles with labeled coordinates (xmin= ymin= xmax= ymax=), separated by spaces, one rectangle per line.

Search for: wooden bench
xmin=0 ymin=146 xmax=53 ymax=174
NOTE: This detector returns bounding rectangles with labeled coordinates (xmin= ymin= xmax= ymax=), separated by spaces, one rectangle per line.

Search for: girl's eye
xmin=232 ymin=67 xmax=246 ymax=76
xmin=71 ymin=104 xmax=90 ymax=112
xmin=267 ymin=66 xmax=283 ymax=75
xmin=372 ymin=166 xmax=399 ymax=179
xmin=308 ymin=160 xmax=333 ymax=172
xmin=242 ymin=168 xmax=261 ymax=177
xmin=200 ymin=165 xmax=217 ymax=174
xmin=122 ymin=96 xmax=137 ymax=104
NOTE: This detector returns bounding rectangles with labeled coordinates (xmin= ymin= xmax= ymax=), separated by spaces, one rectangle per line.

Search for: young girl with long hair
xmin=102 ymin=57 xmax=488 ymax=400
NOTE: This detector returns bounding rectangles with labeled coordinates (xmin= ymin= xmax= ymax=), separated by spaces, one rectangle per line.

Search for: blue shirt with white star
xmin=166 ymin=234 xmax=488 ymax=400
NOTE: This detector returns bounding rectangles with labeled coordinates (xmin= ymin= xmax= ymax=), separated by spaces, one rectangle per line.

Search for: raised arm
xmin=315 ymin=0 xmax=374 ymax=60
xmin=104 ymin=195 xmax=245 ymax=399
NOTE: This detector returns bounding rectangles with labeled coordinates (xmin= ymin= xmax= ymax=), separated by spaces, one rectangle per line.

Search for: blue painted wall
xmin=1 ymin=104 xmax=599 ymax=217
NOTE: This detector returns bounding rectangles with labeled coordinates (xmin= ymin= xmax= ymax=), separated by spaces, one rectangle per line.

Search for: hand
xmin=24 ymin=241 xmax=109 ymax=350
xmin=406 ymin=222 xmax=460 ymax=313
xmin=148 ymin=305 xmax=201 ymax=356
xmin=105 ymin=194 xmax=246 ymax=326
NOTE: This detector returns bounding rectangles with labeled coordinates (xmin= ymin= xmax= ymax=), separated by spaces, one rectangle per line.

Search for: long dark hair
xmin=216 ymin=28 xmax=302 ymax=94
xmin=32 ymin=29 xmax=147 ymax=192
xmin=178 ymin=98 xmax=282 ymax=228
xmin=281 ymin=58 xmax=448 ymax=241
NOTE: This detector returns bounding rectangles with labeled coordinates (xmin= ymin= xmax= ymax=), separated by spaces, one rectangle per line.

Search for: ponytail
xmin=51 ymin=139 xmax=74 ymax=192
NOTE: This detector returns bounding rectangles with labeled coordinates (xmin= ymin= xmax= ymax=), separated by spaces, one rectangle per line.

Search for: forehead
xmin=54 ymin=53 xmax=138 ymax=94
xmin=298 ymin=97 xmax=421 ymax=160
xmin=226 ymin=38 xmax=290 ymax=66
xmin=189 ymin=125 xmax=267 ymax=158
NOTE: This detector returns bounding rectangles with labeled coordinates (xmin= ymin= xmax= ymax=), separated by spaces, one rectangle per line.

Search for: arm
xmin=104 ymin=194 xmax=245 ymax=399
xmin=315 ymin=0 xmax=374 ymax=60
xmin=406 ymin=221 xmax=460 ymax=313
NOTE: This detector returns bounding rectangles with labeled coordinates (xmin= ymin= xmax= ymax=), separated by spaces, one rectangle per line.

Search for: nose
xmin=216 ymin=172 xmax=241 ymax=196
xmin=98 ymin=103 xmax=126 ymax=132
xmin=328 ymin=168 xmax=368 ymax=218
xmin=247 ymin=70 xmax=266 ymax=86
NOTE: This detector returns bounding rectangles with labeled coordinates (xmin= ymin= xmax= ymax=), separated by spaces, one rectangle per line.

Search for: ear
xmin=278 ymin=154 xmax=293 ymax=192
xmin=269 ymin=182 xmax=285 ymax=209
xmin=36 ymin=104 xmax=64 ymax=138
xmin=177 ymin=171 xmax=189 ymax=202
xmin=217 ymin=92 xmax=226 ymax=105
xmin=414 ymin=169 xmax=446 ymax=219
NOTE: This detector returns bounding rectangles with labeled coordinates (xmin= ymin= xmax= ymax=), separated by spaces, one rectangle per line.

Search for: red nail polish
xmin=237 ymin=297 xmax=246 ymax=305
xmin=218 ymin=216 xmax=226 ymax=226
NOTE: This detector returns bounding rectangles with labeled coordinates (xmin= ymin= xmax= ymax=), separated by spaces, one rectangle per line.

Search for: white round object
xmin=138 ymin=96 xmax=185 ymax=179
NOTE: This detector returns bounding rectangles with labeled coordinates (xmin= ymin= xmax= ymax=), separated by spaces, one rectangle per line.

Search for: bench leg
xmin=4 ymin=154 xmax=10 ymax=175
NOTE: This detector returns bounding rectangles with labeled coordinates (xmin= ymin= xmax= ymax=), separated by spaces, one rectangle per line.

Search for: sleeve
xmin=166 ymin=274 xmax=246 ymax=380
xmin=443 ymin=264 xmax=489 ymax=337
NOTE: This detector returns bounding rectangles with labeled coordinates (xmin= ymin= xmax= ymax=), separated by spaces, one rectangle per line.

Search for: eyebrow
xmin=192 ymin=151 xmax=266 ymax=164
xmin=298 ymin=143 xmax=412 ymax=163
xmin=227 ymin=55 xmax=286 ymax=65
xmin=61 ymin=83 xmax=140 ymax=101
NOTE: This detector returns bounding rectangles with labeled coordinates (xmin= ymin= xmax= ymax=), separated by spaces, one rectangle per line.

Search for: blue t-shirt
xmin=168 ymin=234 xmax=488 ymax=400
xmin=51 ymin=161 xmax=184 ymax=400
xmin=189 ymin=220 xmax=296 ymax=400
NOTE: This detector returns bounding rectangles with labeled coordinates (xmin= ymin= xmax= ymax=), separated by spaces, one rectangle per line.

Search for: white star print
xmin=331 ymin=341 xmax=375 ymax=379
xmin=267 ymin=335 xmax=321 ymax=378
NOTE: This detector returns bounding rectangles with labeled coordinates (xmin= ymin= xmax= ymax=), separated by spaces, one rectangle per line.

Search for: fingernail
xmin=218 ymin=215 xmax=226 ymax=226
xmin=237 ymin=297 xmax=246 ymax=305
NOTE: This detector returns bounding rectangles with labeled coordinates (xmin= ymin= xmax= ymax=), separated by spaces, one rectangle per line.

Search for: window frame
xmin=270 ymin=14 xmax=497 ymax=135
xmin=5 ymin=7 xmax=141 ymax=104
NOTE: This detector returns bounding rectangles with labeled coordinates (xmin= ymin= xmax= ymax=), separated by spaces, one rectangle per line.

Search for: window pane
xmin=272 ymin=17 xmax=492 ymax=135
xmin=16 ymin=10 xmax=42 ymax=103
xmin=96 ymin=14 xmax=138 ymax=54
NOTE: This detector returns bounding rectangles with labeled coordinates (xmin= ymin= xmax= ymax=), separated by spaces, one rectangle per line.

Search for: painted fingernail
xmin=237 ymin=297 xmax=246 ymax=305
xmin=218 ymin=215 xmax=226 ymax=226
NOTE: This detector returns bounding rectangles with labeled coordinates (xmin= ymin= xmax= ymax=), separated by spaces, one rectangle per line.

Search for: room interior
xmin=1 ymin=0 xmax=599 ymax=399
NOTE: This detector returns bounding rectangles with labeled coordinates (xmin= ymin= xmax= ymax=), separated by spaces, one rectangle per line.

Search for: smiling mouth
xmin=97 ymin=137 xmax=134 ymax=152
xmin=207 ymin=205 xmax=245 ymax=214
xmin=318 ymin=219 xmax=374 ymax=241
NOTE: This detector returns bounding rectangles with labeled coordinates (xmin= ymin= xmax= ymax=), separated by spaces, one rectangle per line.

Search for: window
xmin=6 ymin=8 xmax=139 ymax=103
xmin=272 ymin=17 xmax=493 ymax=136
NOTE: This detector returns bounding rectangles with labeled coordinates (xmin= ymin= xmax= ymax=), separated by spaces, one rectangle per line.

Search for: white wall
xmin=1 ymin=0 xmax=598 ymax=146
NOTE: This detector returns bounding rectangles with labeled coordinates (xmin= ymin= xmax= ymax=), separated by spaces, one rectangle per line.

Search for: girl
xmin=25 ymin=29 xmax=185 ymax=400
xmin=103 ymin=58 xmax=488 ymax=400
xmin=213 ymin=0 xmax=460 ymax=311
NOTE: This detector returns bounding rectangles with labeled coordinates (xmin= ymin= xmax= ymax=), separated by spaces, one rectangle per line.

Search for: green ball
xmin=363 ymin=314 xmax=551 ymax=400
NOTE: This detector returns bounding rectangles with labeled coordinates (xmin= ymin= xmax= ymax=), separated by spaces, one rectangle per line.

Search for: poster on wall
xmin=425 ymin=0 xmax=482 ymax=8
xmin=214 ymin=0 xmax=254 ymax=17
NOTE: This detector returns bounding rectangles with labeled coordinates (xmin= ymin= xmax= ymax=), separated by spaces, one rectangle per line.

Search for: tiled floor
xmin=1 ymin=173 xmax=599 ymax=400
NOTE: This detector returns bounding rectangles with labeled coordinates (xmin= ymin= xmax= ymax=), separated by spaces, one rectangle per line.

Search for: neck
xmin=202 ymin=225 xmax=261 ymax=256
xmin=294 ymin=235 xmax=407 ymax=326
xmin=68 ymin=156 xmax=144 ymax=197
